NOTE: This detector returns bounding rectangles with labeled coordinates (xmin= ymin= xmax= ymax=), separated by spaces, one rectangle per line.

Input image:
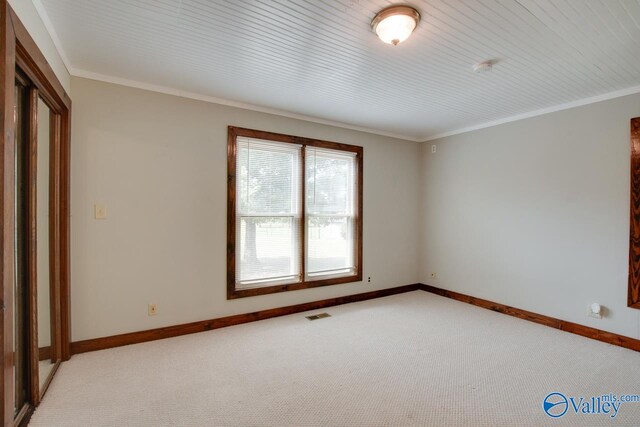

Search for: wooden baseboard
xmin=70 ymin=282 xmax=639 ymax=355
xmin=70 ymin=284 xmax=421 ymax=355
xmin=419 ymin=283 xmax=640 ymax=352
xmin=39 ymin=345 xmax=51 ymax=361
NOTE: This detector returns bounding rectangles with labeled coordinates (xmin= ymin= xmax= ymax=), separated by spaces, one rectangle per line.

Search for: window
xmin=227 ymin=127 xmax=363 ymax=299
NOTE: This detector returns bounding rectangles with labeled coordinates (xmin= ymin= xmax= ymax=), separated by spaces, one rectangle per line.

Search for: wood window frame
xmin=0 ymin=2 xmax=71 ymax=425
xmin=629 ymin=117 xmax=640 ymax=309
xmin=227 ymin=126 xmax=363 ymax=299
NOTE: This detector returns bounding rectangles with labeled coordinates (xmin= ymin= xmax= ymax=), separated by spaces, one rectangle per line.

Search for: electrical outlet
xmin=588 ymin=303 xmax=603 ymax=319
xmin=431 ymin=145 xmax=436 ymax=154
xmin=148 ymin=304 xmax=157 ymax=316
xmin=368 ymin=277 xmax=371 ymax=283
xmin=430 ymin=272 xmax=438 ymax=279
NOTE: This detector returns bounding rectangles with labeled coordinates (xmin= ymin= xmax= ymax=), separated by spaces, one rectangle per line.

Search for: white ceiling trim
xmin=32 ymin=0 xmax=73 ymax=74
xmin=71 ymin=68 xmax=422 ymax=142
xmin=422 ymin=84 xmax=640 ymax=141
xmin=32 ymin=0 xmax=640 ymax=145
xmin=65 ymin=68 xmax=640 ymax=145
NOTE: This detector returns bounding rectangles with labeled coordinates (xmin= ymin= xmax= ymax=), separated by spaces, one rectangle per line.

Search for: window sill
xmin=227 ymin=273 xmax=363 ymax=299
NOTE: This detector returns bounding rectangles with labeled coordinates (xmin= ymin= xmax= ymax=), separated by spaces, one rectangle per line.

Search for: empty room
xmin=1 ymin=0 xmax=640 ymax=426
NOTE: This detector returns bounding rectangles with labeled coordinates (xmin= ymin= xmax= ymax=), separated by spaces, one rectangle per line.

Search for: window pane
xmin=237 ymin=138 xmax=300 ymax=215
xmin=306 ymin=147 xmax=356 ymax=278
xmin=230 ymin=128 xmax=361 ymax=296
xmin=307 ymin=216 xmax=354 ymax=274
xmin=235 ymin=137 xmax=301 ymax=287
xmin=237 ymin=217 xmax=300 ymax=286
xmin=306 ymin=148 xmax=355 ymax=215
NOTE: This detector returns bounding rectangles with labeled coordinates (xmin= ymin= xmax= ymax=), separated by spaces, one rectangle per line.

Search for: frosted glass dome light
xmin=371 ymin=6 xmax=420 ymax=46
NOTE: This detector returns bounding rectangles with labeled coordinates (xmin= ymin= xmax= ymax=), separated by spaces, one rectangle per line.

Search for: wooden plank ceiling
xmin=37 ymin=0 xmax=640 ymax=140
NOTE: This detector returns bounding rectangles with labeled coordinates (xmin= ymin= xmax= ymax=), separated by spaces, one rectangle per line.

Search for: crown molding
xmin=422 ymin=84 xmax=640 ymax=142
xmin=28 ymin=0 xmax=640 ymax=144
xmin=70 ymin=68 xmax=640 ymax=144
xmin=70 ymin=68 xmax=422 ymax=142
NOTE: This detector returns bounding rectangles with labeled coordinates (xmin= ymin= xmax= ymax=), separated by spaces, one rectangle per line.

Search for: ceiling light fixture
xmin=371 ymin=5 xmax=420 ymax=46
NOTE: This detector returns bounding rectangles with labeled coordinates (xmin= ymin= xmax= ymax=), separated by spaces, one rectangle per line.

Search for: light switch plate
xmin=94 ymin=204 xmax=107 ymax=220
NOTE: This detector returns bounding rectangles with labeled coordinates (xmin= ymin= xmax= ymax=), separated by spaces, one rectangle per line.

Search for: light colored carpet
xmin=29 ymin=291 xmax=640 ymax=426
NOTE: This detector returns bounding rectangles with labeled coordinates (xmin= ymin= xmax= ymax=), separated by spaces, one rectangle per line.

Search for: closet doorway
xmin=1 ymin=3 xmax=71 ymax=426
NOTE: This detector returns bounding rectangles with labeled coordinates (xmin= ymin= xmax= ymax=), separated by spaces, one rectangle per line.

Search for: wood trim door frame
xmin=629 ymin=117 xmax=640 ymax=309
xmin=26 ymin=86 xmax=40 ymax=407
xmin=0 ymin=2 xmax=71 ymax=426
xmin=1 ymin=2 xmax=17 ymax=424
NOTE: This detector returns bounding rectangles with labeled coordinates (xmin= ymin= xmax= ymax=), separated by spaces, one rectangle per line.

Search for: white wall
xmin=70 ymin=76 xmax=421 ymax=341
xmin=8 ymin=0 xmax=70 ymax=93
xmin=420 ymin=93 xmax=640 ymax=339
xmin=70 ymin=76 xmax=640 ymax=342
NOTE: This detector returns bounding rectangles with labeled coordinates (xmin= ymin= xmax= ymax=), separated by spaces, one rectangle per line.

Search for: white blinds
xmin=236 ymin=137 xmax=302 ymax=288
xmin=235 ymin=137 xmax=357 ymax=288
xmin=305 ymin=148 xmax=357 ymax=279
